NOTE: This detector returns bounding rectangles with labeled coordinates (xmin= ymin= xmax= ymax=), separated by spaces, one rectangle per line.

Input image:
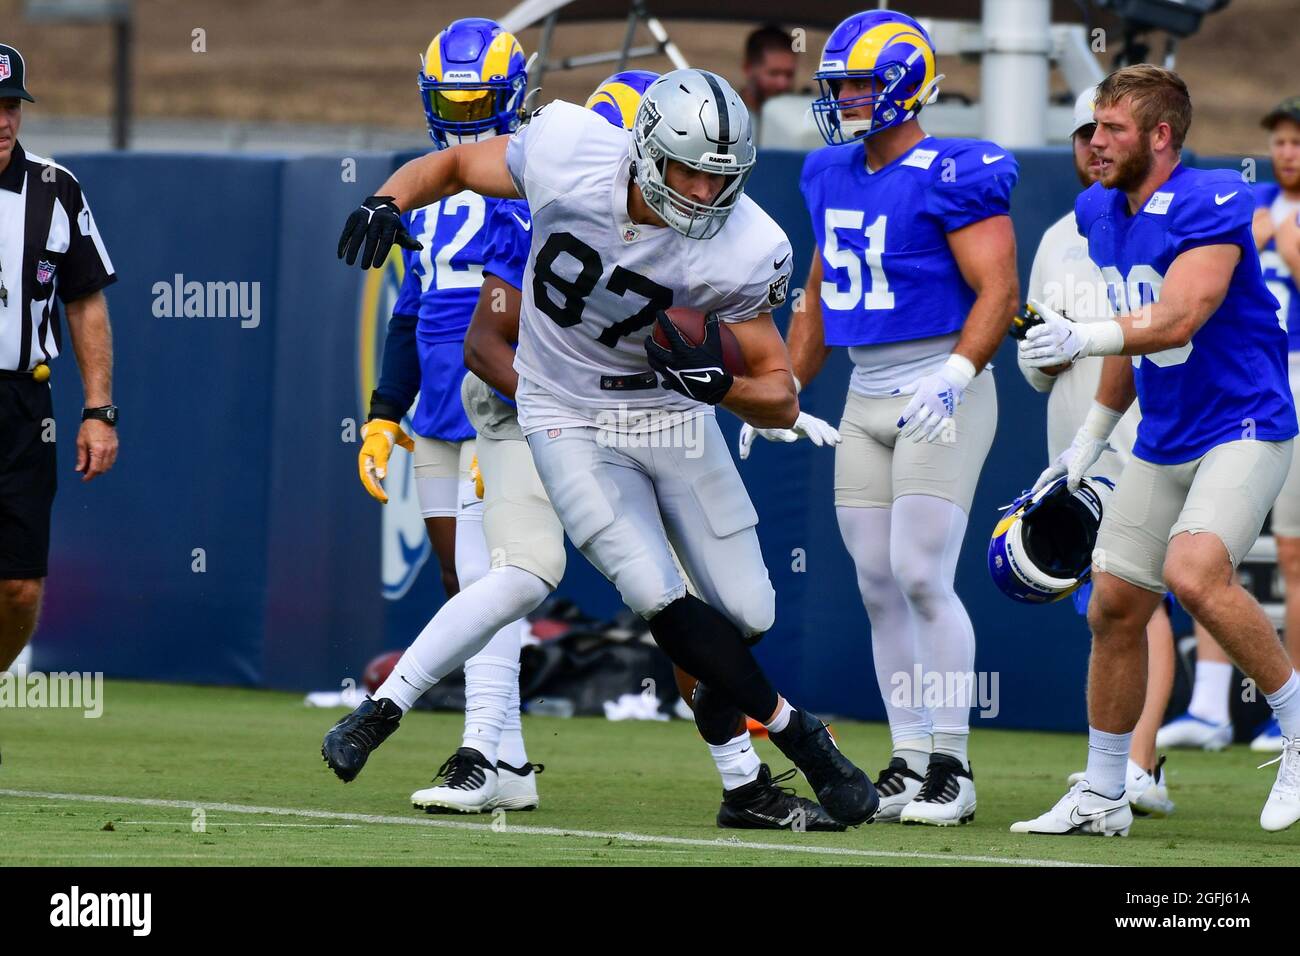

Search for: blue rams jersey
xmin=1254 ymin=182 xmax=1300 ymax=351
xmin=800 ymin=136 xmax=1018 ymax=347
xmin=387 ymin=192 xmax=530 ymax=439
xmin=1076 ymin=165 xmax=1298 ymax=465
xmin=479 ymin=199 xmax=532 ymax=407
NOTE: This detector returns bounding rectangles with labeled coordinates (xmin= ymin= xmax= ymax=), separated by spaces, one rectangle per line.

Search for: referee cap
xmin=1071 ymin=85 xmax=1097 ymax=137
xmin=0 ymin=44 xmax=35 ymax=103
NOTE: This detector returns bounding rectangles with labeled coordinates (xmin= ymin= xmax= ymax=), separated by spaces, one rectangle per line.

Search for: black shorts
xmin=0 ymin=378 xmax=57 ymax=579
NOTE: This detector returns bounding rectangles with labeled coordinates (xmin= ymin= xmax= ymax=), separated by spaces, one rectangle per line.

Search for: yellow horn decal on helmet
xmin=482 ymin=31 xmax=522 ymax=80
xmin=584 ymin=81 xmax=643 ymax=129
xmin=845 ymin=22 xmax=936 ymax=111
xmin=991 ymin=507 xmax=1024 ymax=540
xmin=423 ymin=33 xmax=444 ymax=80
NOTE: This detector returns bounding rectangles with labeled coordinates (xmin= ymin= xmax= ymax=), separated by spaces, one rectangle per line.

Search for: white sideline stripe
xmin=0 ymin=789 xmax=1100 ymax=866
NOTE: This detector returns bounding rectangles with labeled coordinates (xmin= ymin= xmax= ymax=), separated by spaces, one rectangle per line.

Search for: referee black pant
xmin=0 ymin=375 xmax=56 ymax=579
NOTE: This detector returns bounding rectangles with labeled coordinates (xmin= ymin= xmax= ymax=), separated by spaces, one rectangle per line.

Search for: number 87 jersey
xmin=503 ymin=100 xmax=793 ymax=431
xmin=800 ymin=136 xmax=1018 ymax=347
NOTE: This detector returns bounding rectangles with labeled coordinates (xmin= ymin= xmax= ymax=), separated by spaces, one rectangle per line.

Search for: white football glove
xmin=1033 ymin=402 xmax=1124 ymax=493
xmin=738 ymin=411 xmax=842 ymax=460
xmin=893 ymin=355 xmax=975 ymax=443
xmin=1019 ymin=299 xmax=1125 ymax=368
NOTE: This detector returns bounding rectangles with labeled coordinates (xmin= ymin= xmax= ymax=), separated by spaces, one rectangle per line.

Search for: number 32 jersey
xmin=504 ymin=100 xmax=794 ymax=434
xmin=1076 ymin=165 xmax=1297 ymax=465
xmin=800 ymin=136 xmax=1018 ymax=347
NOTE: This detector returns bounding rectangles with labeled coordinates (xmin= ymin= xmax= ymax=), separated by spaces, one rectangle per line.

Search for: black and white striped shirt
xmin=0 ymin=142 xmax=116 ymax=372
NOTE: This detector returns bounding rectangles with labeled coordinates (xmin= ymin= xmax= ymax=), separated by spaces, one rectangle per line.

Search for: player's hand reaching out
xmin=338 ymin=195 xmax=423 ymax=269
xmin=358 ymin=418 xmax=415 ymax=504
xmin=738 ymin=412 xmax=841 ymax=460
xmin=1019 ymin=299 xmax=1097 ymax=368
xmin=893 ymin=355 xmax=975 ymax=443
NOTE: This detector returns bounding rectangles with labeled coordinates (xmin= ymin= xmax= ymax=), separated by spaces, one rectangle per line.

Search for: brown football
xmin=652 ymin=307 xmax=747 ymax=376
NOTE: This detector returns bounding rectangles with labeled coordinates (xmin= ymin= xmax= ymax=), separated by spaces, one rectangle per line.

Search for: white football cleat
xmin=1250 ymin=717 xmax=1285 ymax=753
xmin=1069 ymin=757 xmax=1174 ymax=817
xmin=899 ymin=754 xmax=976 ymax=826
xmin=411 ymin=747 xmax=498 ymax=813
xmin=1259 ymin=736 xmax=1300 ymax=832
xmin=1010 ymin=781 xmax=1132 ymax=836
xmin=1128 ymin=756 xmax=1175 ymax=817
xmin=487 ymin=760 xmax=543 ymax=811
xmin=870 ymin=757 xmax=925 ymax=823
xmin=1155 ymin=712 xmax=1232 ymax=751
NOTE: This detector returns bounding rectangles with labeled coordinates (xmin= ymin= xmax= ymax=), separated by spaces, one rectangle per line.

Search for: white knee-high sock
xmin=455 ymin=506 xmax=523 ymax=763
xmin=376 ymin=566 xmax=551 ymax=713
xmin=890 ymin=495 xmax=977 ymax=761
xmin=498 ymin=642 xmax=530 ymax=768
xmin=462 ymin=654 xmax=518 ymax=766
xmin=836 ymin=505 xmax=932 ymax=743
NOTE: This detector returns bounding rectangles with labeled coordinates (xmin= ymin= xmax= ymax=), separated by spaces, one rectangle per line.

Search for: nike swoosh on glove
xmin=358 ymin=418 xmax=416 ymax=504
xmin=645 ymin=310 xmax=734 ymax=405
xmin=893 ymin=356 xmax=975 ymax=443
xmin=338 ymin=195 xmax=424 ymax=269
xmin=739 ymin=411 xmax=842 ymax=460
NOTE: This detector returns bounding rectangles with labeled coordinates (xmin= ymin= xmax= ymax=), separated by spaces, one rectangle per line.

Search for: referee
xmin=0 ymin=43 xmax=118 ymax=673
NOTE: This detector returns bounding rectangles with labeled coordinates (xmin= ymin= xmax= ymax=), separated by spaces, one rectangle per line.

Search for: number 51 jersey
xmin=799 ymin=136 xmax=1018 ymax=347
xmin=504 ymin=100 xmax=794 ymax=433
xmin=1076 ymin=165 xmax=1297 ymax=465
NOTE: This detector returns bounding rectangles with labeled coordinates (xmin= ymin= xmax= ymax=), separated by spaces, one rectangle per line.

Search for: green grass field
xmin=0 ymin=680 xmax=1295 ymax=866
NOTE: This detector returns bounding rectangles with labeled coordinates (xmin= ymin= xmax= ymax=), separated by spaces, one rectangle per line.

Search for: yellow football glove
xmin=358 ymin=418 xmax=415 ymax=504
xmin=470 ymin=453 xmax=484 ymax=499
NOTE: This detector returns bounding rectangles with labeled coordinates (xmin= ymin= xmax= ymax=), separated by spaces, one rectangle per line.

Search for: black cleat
xmin=321 ymin=697 xmax=402 ymax=782
xmin=769 ymin=709 xmax=878 ymax=826
xmin=718 ymin=764 xmax=846 ymax=832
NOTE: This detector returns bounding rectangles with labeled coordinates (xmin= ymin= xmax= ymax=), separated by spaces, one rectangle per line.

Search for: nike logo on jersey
xmin=512 ymin=212 xmax=532 ymax=231
xmin=982 ymin=154 xmax=1005 ymax=164
xmin=773 ymin=253 xmax=789 ymax=270
xmin=1215 ymin=191 xmax=1238 ymax=205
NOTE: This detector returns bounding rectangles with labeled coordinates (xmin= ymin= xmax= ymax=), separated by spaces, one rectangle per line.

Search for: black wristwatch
xmin=82 ymin=404 xmax=119 ymax=427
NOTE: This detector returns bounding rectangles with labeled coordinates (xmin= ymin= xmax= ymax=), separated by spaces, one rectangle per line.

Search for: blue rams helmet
xmin=811 ymin=10 xmax=943 ymax=145
xmin=419 ymin=18 xmax=528 ymax=149
xmin=585 ymin=70 xmax=659 ymax=129
xmin=988 ymin=475 xmax=1115 ymax=605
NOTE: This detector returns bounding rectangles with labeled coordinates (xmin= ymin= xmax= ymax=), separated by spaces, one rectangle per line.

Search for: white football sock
xmin=1265 ymin=670 xmax=1300 ymax=740
xmin=462 ymin=655 xmax=517 ymax=767
xmin=893 ymin=736 xmax=932 ymax=776
xmin=1188 ymin=659 xmax=1233 ymax=725
xmin=1085 ymin=727 xmax=1131 ymax=800
xmin=891 ymin=495 xmax=977 ymax=740
xmin=454 ymin=498 xmax=490 ymax=587
xmin=933 ymin=730 xmax=970 ymax=768
xmin=498 ymin=620 xmax=531 ymax=768
xmin=837 ymin=505 xmax=931 ymax=742
xmin=710 ymin=731 xmax=761 ymax=791
xmin=375 ymin=566 xmax=550 ymax=713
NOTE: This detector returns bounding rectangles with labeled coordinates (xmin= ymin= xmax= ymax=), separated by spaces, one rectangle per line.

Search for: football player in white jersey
xmin=328 ymin=70 xmax=875 ymax=828
xmin=1021 ymin=87 xmax=1175 ymax=817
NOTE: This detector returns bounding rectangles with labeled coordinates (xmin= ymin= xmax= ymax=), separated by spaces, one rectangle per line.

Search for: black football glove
xmin=645 ymin=310 xmax=734 ymax=405
xmin=337 ymin=195 xmax=423 ymax=269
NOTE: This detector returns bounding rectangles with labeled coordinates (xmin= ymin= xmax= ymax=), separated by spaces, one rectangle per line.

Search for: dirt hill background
xmin=4 ymin=0 xmax=1299 ymax=155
